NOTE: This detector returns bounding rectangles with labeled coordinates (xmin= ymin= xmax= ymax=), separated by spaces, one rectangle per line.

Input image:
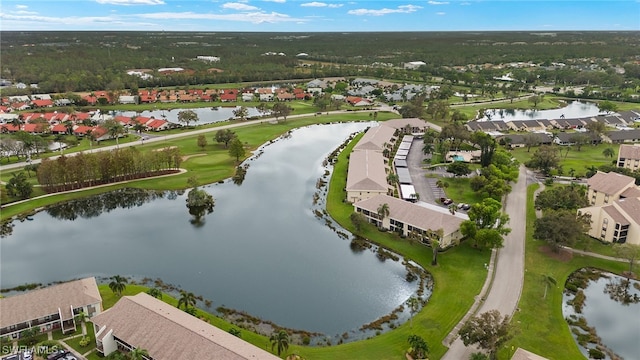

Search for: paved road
xmin=0 ymin=110 xmax=367 ymax=171
xmin=442 ymin=165 xmax=528 ymax=360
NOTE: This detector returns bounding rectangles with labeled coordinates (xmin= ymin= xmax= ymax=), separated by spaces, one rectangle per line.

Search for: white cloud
xmin=348 ymin=4 xmax=421 ymax=16
xmin=264 ymin=0 xmax=286 ymax=2
xmin=301 ymin=2 xmax=328 ymax=6
xmin=15 ymin=10 xmax=38 ymax=15
xmin=15 ymin=4 xmax=28 ymax=9
xmin=301 ymin=2 xmax=342 ymax=7
xmin=138 ymin=11 xmax=302 ymax=24
xmin=436 ymin=11 xmax=445 ymax=15
xmin=460 ymin=2 xmax=471 ymax=5
xmin=96 ymin=0 xmax=165 ymax=5
xmin=222 ymin=2 xmax=259 ymax=11
xmin=428 ymin=1 xmax=449 ymax=4
xmin=0 ymin=12 xmax=157 ymax=27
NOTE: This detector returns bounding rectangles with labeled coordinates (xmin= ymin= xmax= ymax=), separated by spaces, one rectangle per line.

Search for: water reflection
xmin=118 ymin=106 xmax=265 ymax=125
xmin=563 ymin=268 xmax=640 ymax=359
xmin=477 ymin=101 xmax=602 ymax=121
xmin=1 ymin=122 xmax=420 ymax=339
xmin=46 ymin=188 xmax=173 ymax=220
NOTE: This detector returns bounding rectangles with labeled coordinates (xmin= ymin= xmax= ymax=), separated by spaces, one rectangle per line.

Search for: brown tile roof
xmin=603 ymin=204 xmax=631 ymax=225
xmin=381 ymin=118 xmax=430 ymax=130
xmin=587 ymin=171 xmax=635 ymax=195
xmin=91 ymin=293 xmax=280 ymax=360
xmin=619 ymin=144 xmax=640 ymax=161
xmin=346 ymin=150 xmax=388 ymax=191
xmin=0 ymin=277 xmax=101 ymax=327
xmin=353 ymin=125 xmax=396 ymax=152
xmin=616 ymin=197 xmax=640 ymax=226
xmin=511 ymin=348 xmax=549 ymax=360
xmin=620 ymin=186 xmax=640 ymax=199
xmin=353 ymin=194 xmax=464 ymax=235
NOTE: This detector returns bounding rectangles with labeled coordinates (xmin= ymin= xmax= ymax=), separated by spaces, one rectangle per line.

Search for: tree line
xmin=36 ymin=147 xmax=182 ymax=192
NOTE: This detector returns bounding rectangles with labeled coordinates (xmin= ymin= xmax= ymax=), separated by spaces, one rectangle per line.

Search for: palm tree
xmin=105 ymin=120 xmax=125 ymax=148
xmin=422 ymin=142 xmax=434 ymax=155
xmin=602 ymin=147 xmax=615 ymax=159
xmin=387 ymin=173 xmax=399 ymax=186
xmin=541 ymin=274 xmax=557 ymax=299
xmin=129 ymin=347 xmax=149 ymax=360
xmin=146 ymin=287 xmax=163 ymax=299
xmin=177 ymin=290 xmax=197 ymax=310
xmin=108 ymin=275 xmax=128 ymax=297
xmin=436 ymin=179 xmax=449 ymax=190
xmin=406 ymin=297 xmax=420 ymax=328
xmin=407 ymin=334 xmax=429 ymax=359
xmin=270 ymin=330 xmax=290 ymax=356
xmin=376 ymin=203 xmax=390 ymax=228
xmin=431 ymin=236 xmax=441 ymax=266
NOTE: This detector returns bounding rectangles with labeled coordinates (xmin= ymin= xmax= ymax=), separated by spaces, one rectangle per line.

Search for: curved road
xmin=442 ymin=165 xmax=528 ymax=359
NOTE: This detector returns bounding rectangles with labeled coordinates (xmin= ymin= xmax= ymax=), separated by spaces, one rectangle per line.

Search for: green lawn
xmin=500 ymin=184 xmax=633 ymax=359
xmin=510 ymin=143 xmax=616 ymax=178
xmin=62 ymin=322 xmax=95 ymax=355
xmin=441 ymin=177 xmax=484 ymax=206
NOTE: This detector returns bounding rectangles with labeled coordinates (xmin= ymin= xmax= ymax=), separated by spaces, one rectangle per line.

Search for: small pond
xmin=477 ymin=100 xmax=603 ymax=121
xmin=117 ymin=106 xmax=266 ymax=125
xmin=563 ymin=268 xmax=640 ymax=359
xmin=1 ymin=122 xmax=428 ymax=343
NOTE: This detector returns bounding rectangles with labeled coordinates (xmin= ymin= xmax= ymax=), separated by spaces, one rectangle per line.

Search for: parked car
xmin=22 ymin=351 xmax=32 ymax=360
xmin=443 ymin=199 xmax=453 ymax=205
xmin=1 ymin=354 xmax=19 ymax=360
xmin=462 ymin=204 xmax=471 ymax=210
xmin=47 ymin=350 xmax=68 ymax=360
xmin=64 ymin=354 xmax=77 ymax=360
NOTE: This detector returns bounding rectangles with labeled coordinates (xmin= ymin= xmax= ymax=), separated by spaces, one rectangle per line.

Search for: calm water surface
xmin=117 ymin=106 xmax=265 ymax=125
xmin=563 ymin=271 xmax=640 ymax=359
xmin=1 ymin=122 xmax=420 ymax=338
xmin=477 ymin=100 xmax=602 ymax=121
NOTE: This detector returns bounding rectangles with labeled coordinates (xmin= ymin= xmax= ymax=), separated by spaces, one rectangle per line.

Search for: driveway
xmin=442 ymin=165 xmax=527 ymax=359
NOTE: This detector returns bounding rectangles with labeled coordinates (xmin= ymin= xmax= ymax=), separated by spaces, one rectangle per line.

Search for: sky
xmin=0 ymin=0 xmax=638 ymax=32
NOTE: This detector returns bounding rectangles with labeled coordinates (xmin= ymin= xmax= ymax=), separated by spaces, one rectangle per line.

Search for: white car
xmin=22 ymin=351 xmax=33 ymax=360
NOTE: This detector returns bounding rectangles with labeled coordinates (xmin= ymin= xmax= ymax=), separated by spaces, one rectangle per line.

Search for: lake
xmin=563 ymin=269 xmax=640 ymax=359
xmin=117 ymin=106 xmax=266 ymax=125
xmin=477 ymin=100 xmax=602 ymax=121
xmin=0 ymin=122 xmax=423 ymax=341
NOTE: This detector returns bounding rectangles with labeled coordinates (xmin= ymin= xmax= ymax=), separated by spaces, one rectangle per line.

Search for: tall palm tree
xmin=270 ymin=330 xmax=290 ymax=356
xmin=376 ymin=203 xmax=390 ymax=228
xmin=177 ymin=290 xmax=197 ymax=310
xmin=105 ymin=120 xmax=125 ymax=148
xmin=541 ymin=274 xmax=557 ymax=299
xmin=129 ymin=347 xmax=149 ymax=360
xmin=108 ymin=275 xmax=128 ymax=297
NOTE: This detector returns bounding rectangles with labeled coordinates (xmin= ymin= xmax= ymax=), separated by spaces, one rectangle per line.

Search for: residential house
xmin=382 ymin=118 xmax=432 ymax=134
xmin=605 ymin=129 xmax=640 ymax=144
xmin=91 ymin=293 xmax=279 ymax=360
xmin=352 ymin=125 xmax=396 ymax=152
xmin=346 ymin=150 xmax=389 ymax=203
xmin=617 ymin=144 xmax=640 ymax=171
xmin=145 ymin=119 xmax=170 ymax=131
xmin=554 ymin=131 xmax=601 ymax=146
xmin=0 ymin=277 xmax=102 ymax=339
xmin=578 ymin=196 xmax=640 ymax=245
xmin=585 ymin=171 xmax=637 ymax=206
xmin=353 ymin=194 xmax=465 ymax=247
xmin=31 ymin=99 xmax=54 ymax=108
xmin=276 ymin=92 xmax=295 ymax=102
xmin=497 ymin=133 xmax=552 ymax=148
xmin=617 ymin=110 xmax=640 ymax=124
xmin=404 ymin=61 xmax=427 ymax=70
xmin=118 ymin=95 xmax=138 ymax=105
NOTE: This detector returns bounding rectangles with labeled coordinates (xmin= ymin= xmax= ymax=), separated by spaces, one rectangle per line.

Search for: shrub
xmin=79 ymin=336 xmax=91 ymax=347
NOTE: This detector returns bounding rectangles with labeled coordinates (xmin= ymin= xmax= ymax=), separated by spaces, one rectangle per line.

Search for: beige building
xmin=91 ymin=293 xmax=280 ymax=360
xmin=579 ymin=171 xmax=640 ymax=244
xmin=617 ymin=144 xmax=640 ymax=171
xmin=346 ymin=150 xmax=389 ymax=203
xmin=352 ymin=124 xmax=396 ymax=152
xmin=586 ymin=171 xmax=637 ymax=206
xmin=0 ymin=277 xmax=102 ymax=339
xmin=353 ymin=194 xmax=465 ymax=247
xmin=579 ymin=197 xmax=640 ymax=244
